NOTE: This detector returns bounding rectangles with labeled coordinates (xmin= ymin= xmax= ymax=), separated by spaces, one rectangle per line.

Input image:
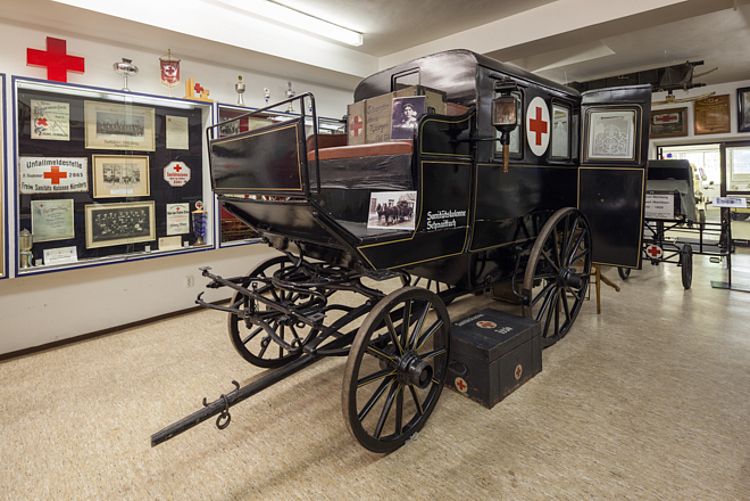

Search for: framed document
xmin=31 ymin=99 xmax=70 ymax=141
xmin=650 ymin=107 xmax=688 ymax=138
xmin=586 ymin=109 xmax=636 ymax=161
xmin=694 ymin=95 xmax=730 ymax=135
xmin=30 ymin=198 xmax=75 ymax=242
xmin=84 ymin=201 xmax=156 ymax=249
xmin=737 ymin=87 xmax=750 ymax=133
xmin=84 ymin=100 xmax=156 ymax=151
xmin=92 ymin=155 xmax=150 ymax=198
xmin=166 ymin=115 xmax=189 ymax=150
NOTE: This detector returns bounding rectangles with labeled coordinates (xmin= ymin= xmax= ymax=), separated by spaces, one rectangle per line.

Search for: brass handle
xmin=502 ymin=143 xmax=510 ymax=174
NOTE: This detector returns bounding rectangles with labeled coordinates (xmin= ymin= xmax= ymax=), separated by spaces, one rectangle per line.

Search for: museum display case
xmin=0 ymin=74 xmax=6 ymax=279
xmin=13 ymin=77 xmax=214 ymax=275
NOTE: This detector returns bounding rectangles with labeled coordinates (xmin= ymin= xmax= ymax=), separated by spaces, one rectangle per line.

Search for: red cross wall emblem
xmin=43 ymin=165 xmax=67 ymax=185
xmin=646 ymin=244 xmax=663 ymax=259
xmin=27 ymin=37 xmax=85 ymax=83
xmin=525 ymin=96 xmax=550 ymax=157
xmin=349 ymin=115 xmax=363 ymax=137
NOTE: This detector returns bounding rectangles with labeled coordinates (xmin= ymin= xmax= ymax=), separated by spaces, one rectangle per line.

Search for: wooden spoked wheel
xmin=522 ymin=208 xmax=592 ymax=348
xmin=343 ymin=287 xmax=450 ymax=453
xmin=227 ymin=256 xmax=319 ymax=368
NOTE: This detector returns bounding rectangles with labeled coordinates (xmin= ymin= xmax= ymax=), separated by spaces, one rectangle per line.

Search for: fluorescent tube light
xmin=217 ymin=0 xmax=363 ymax=46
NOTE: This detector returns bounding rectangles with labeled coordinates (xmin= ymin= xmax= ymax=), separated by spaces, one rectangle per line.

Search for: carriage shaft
xmin=151 ymin=329 xmax=358 ymax=447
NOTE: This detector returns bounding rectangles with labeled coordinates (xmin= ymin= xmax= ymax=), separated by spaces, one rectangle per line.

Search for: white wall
xmin=0 ymin=20 xmax=354 ymax=355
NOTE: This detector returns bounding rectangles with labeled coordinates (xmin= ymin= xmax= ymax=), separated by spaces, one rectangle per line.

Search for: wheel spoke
xmin=395 ymin=385 xmax=404 ymax=435
xmin=531 ymin=280 xmax=556 ymax=306
xmin=401 ymin=300 xmax=412 ymax=348
xmin=357 ymin=368 xmax=396 ymax=388
xmin=241 ymin=326 xmax=263 ymax=345
xmin=561 ymin=289 xmax=571 ymax=323
xmin=279 ymin=325 xmax=285 ymax=357
xmin=552 ymin=226 xmax=562 ymax=267
xmin=374 ymin=381 xmax=399 ymax=439
xmin=415 ymin=319 xmax=443 ymax=351
xmin=535 ymin=285 xmax=557 ymax=322
xmin=420 ymin=347 xmax=447 ymax=360
xmin=408 ymin=302 xmax=431 ymax=349
xmin=553 ymin=292 xmax=560 ymax=337
xmin=541 ymin=249 xmax=560 ymax=272
xmin=366 ymin=345 xmax=397 ymax=364
xmin=357 ymin=376 xmax=393 ymax=421
xmin=384 ymin=315 xmax=404 ymax=355
xmin=258 ymin=337 xmax=270 ymax=358
xmin=290 ymin=325 xmax=303 ymax=345
xmin=408 ymin=385 xmax=424 ymax=416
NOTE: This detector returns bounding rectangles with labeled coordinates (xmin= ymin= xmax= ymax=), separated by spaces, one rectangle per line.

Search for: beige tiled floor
xmin=1 ymin=252 xmax=749 ymax=500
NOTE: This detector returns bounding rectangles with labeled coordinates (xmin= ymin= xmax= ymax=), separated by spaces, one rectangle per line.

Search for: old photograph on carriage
xmin=367 ymin=190 xmax=417 ymax=230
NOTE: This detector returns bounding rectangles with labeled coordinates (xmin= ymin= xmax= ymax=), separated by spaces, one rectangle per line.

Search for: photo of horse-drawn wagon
xmin=151 ymin=49 xmax=651 ymax=453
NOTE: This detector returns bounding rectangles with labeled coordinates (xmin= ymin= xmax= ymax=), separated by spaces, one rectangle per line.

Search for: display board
xmin=0 ymin=74 xmax=6 ymax=279
xmin=14 ymin=79 xmax=213 ymax=274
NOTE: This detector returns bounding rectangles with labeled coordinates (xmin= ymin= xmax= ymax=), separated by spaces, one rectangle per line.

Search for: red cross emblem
xmin=646 ymin=244 xmax=663 ymax=258
xmin=173 ymin=164 xmax=182 ymax=172
xmin=350 ymin=115 xmax=363 ymax=137
xmin=454 ymin=377 xmax=468 ymax=394
xmin=43 ymin=165 xmax=67 ymax=185
xmin=194 ymin=82 xmax=205 ymax=94
xmin=529 ymin=106 xmax=548 ymax=146
xmin=36 ymin=117 xmax=48 ymax=126
xmin=27 ymin=37 xmax=85 ymax=83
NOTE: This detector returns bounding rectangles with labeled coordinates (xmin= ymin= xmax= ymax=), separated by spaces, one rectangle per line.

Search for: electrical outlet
xmin=185 ymin=275 xmax=195 ymax=288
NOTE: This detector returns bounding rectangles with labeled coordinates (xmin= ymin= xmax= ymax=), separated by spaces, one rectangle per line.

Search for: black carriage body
xmin=209 ymin=49 xmax=651 ymax=284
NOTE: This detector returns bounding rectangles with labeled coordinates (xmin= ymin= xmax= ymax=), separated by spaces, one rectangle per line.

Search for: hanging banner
xmin=159 ymin=55 xmax=181 ymax=87
xmin=19 ymin=157 xmax=88 ymax=194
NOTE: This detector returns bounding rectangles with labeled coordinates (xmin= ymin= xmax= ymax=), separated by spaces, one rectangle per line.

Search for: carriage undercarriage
xmin=151 ymin=206 xmax=592 ymax=452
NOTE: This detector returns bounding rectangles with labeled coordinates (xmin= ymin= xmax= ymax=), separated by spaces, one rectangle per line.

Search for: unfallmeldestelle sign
xmin=19 ymin=157 xmax=88 ymax=194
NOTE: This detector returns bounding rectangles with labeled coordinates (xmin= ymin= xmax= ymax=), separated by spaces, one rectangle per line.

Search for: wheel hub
xmin=559 ymin=267 xmax=584 ymax=289
xmin=397 ymin=351 xmax=433 ymax=389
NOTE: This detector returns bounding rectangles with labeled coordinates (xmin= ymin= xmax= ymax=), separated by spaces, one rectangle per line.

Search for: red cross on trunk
xmin=529 ymin=106 xmax=548 ymax=146
xmin=455 ymin=378 xmax=467 ymax=392
xmin=350 ymin=115 xmax=363 ymax=136
xmin=27 ymin=37 xmax=85 ymax=83
xmin=43 ymin=166 xmax=67 ymax=185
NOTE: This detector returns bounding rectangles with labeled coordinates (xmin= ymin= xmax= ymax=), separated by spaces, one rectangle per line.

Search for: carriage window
xmin=496 ymin=91 xmax=522 ymax=156
xmin=551 ymin=104 xmax=570 ymax=159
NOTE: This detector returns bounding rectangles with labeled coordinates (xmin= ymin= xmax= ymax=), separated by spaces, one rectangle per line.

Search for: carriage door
xmin=577 ymin=84 xmax=652 ymax=269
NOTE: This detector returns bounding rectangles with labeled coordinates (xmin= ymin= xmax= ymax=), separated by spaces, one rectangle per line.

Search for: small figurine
xmin=264 ymin=87 xmax=271 ymax=105
xmin=184 ymin=78 xmax=212 ymax=102
xmin=235 ymin=75 xmax=246 ymax=106
xmin=192 ymin=201 xmax=207 ymax=246
xmin=113 ymin=57 xmax=138 ymax=92
xmin=286 ymin=81 xmax=295 ymax=112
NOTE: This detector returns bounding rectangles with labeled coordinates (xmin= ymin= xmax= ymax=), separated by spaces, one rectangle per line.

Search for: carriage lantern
xmin=492 ymin=94 xmax=518 ymax=174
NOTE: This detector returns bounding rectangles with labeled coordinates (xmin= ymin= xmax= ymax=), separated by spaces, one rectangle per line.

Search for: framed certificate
xmin=694 ymin=95 xmax=730 ymax=135
xmin=31 ymin=198 xmax=75 ymax=242
xmin=84 ymin=201 xmax=156 ymax=249
xmin=92 ymin=155 xmax=150 ymax=198
xmin=84 ymin=100 xmax=156 ymax=151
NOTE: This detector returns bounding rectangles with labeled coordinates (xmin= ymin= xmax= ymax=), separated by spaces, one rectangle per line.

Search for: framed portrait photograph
xmin=650 ymin=107 xmax=688 ymax=138
xmin=737 ymin=87 xmax=750 ymax=133
xmin=84 ymin=100 xmax=156 ymax=151
xmin=694 ymin=94 xmax=730 ymax=135
xmin=586 ymin=109 xmax=637 ymax=161
xmin=30 ymin=198 xmax=75 ymax=243
xmin=92 ymin=155 xmax=150 ymax=198
xmin=84 ymin=201 xmax=156 ymax=249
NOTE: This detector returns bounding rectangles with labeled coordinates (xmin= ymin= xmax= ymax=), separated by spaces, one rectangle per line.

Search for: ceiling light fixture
xmin=217 ymin=0 xmax=363 ymax=46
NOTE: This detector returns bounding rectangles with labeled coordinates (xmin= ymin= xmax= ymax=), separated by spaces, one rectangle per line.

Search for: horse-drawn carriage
xmin=152 ymin=49 xmax=651 ymax=452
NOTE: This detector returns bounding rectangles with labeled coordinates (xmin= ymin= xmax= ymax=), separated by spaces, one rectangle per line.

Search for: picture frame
xmin=694 ymin=94 xmax=730 ymax=135
xmin=650 ymin=107 xmax=688 ymax=138
xmin=84 ymin=201 xmax=156 ymax=249
xmin=585 ymin=108 xmax=637 ymax=161
xmin=30 ymin=198 xmax=75 ymax=242
xmin=737 ymin=87 xmax=750 ymax=133
xmin=92 ymin=154 xmax=150 ymax=198
xmin=84 ymin=100 xmax=156 ymax=151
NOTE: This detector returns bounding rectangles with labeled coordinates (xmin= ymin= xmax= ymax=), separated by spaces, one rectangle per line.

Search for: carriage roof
xmin=354 ymin=49 xmax=580 ymax=104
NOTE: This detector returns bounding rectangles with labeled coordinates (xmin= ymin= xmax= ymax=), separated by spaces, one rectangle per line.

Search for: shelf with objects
xmin=0 ymin=74 xmax=6 ymax=279
xmin=214 ymin=102 xmax=321 ymax=247
xmin=13 ymin=77 xmax=214 ymax=275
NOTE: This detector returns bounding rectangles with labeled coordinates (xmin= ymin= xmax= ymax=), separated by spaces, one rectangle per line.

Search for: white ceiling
xmin=492 ymin=0 xmax=750 ymax=86
xmin=274 ymin=0 xmax=555 ymax=56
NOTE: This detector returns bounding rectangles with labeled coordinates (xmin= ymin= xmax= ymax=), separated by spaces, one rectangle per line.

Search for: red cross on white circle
xmin=526 ymin=96 xmax=550 ymax=157
xmin=646 ymin=244 xmax=663 ymax=258
xmin=454 ymin=377 xmax=468 ymax=394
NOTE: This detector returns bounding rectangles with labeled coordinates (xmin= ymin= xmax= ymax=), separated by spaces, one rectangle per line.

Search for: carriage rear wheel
xmin=343 ymin=287 xmax=449 ymax=453
xmin=680 ymin=244 xmax=693 ymax=290
xmin=522 ymin=208 xmax=592 ymax=348
xmin=227 ymin=256 xmax=318 ymax=368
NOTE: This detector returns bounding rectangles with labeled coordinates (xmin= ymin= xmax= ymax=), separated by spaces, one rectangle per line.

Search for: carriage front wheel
xmin=343 ymin=287 xmax=450 ymax=453
xmin=522 ymin=207 xmax=592 ymax=348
